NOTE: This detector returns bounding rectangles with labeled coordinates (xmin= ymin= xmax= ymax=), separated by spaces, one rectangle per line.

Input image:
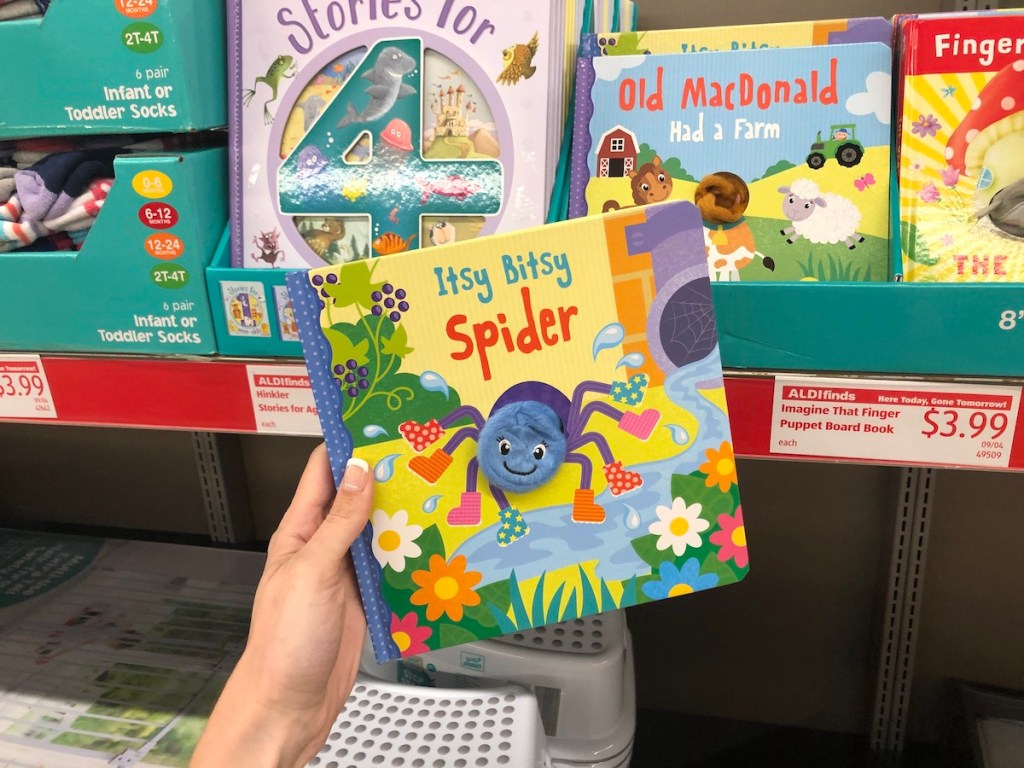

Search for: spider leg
xmin=567 ymin=381 xmax=613 ymax=435
xmin=569 ymin=432 xmax=644 ymax=498
xmin=577 ymin=399 xmax=661 ymax=442
xmin=446 ymin=456 xmax=484 ymax=528
xmin=564 ymin=451 xmax=594 ymax=490
xmin=442 ymin=425 xmax=479 ymax=454
xmin=565 ymin=451 xmax=606 ymax=524
xmin=576 ymin=401 xmax=626 ymax=431
xmin=491 ymin=483 xmax=530 ymax=547
xmin=439 ymin=406 xmax=486 ymax=430
xmin=567 ymin=431 xmax=615 ymax=464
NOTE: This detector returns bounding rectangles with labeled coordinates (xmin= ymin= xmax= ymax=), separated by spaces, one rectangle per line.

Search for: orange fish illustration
xmin=373 ymin=232 xmax=416 ymax=255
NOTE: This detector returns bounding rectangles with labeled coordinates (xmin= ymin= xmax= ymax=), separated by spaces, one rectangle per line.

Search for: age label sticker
xmin=139 ymin=202 xmax=178 ymax=229
xmin=132 ymin=171 xmax=172 ymax=199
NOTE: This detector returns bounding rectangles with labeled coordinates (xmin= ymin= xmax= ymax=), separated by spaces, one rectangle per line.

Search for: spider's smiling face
xmin=478 ymin=401 xmax=567 ymax=492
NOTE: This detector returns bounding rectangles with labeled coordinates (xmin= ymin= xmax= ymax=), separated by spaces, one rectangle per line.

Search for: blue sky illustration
xmin=588 ymin=43 xmax=892 ymax=181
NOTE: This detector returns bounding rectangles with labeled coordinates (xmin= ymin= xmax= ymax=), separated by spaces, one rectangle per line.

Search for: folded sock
xmin=43 ymin=178 xmax=113 ymax=232
xmin=0 ymin=194 xmax=22 ymax=221
xmin=16 ymin=150 xmax=117 ymax=220
xmin=14 ymin=231 xmax=73 ymax=253
xmin=0 ymin=217 xmax=49 ymax=248
xmin=0 ymin=0 xmax=41 ymax=19
xmin=0 ymin=178 xmax=14 ymax=202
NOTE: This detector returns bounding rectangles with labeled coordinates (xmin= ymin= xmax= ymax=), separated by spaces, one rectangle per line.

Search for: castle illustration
xmin=430 ymin=83 xmax=473 ymax=137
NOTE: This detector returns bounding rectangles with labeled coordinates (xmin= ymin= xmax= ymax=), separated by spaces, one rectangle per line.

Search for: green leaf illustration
xmin=323 ymin=260 xmax=385 ymax=308
xmin=631 ymin=534 xmax=667 ymax=570
xmin=698 ymin=552 xmax=741 ymax=587
xmin=440 ymin=624 xmax=479 ymax=649
xmin=477 ymin=579 xmax=511 ymax=614
xmin=902 ymin=221 xmax=939 ymax=266
xmin=381 ymin=324 xmax=414 ymax=359
xmin=324 ymin=325 xmax=370 ymax=367
xmin=670 ymin=473 xmax=736 ymax=524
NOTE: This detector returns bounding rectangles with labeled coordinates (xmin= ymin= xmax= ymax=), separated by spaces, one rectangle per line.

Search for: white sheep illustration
xmin=779 ymin=178 xmax=865 ymax=249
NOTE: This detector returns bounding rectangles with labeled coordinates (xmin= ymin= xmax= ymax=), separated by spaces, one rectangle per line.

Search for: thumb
xmin=307 ymin=457 xmax=374 ymax=562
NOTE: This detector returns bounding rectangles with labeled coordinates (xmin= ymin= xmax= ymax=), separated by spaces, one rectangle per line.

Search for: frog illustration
xmin=243 ymin=54 xmax=298 ymax=125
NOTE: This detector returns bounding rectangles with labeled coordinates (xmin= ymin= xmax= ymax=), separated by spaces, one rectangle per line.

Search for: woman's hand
xmin=191 ymin=445 xmax=373 ymax=768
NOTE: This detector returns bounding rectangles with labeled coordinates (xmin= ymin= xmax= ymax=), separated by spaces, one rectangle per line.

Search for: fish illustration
xmin=373 ymin=232 xmax=417 ymax=255
xmin=417 ymin=175 xmax=482 ymax=204
xmin=338 ymin=47 xmax=417 ymax=128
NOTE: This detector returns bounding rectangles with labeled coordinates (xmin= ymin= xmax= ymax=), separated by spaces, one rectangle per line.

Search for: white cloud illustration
xmin=845 ymin=71 xmax=892 ymax=125
xmin=594 ymin=55 xmax=647 ymax=81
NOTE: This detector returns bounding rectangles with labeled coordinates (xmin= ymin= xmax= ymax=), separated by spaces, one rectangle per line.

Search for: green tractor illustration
xmin=806 ymin=124 xmax=864 ymax=169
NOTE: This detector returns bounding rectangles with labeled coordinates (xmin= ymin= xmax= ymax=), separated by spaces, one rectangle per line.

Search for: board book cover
xmin=231 ymin=1 xmax=570 ymax=269
xmin=897 ymin=12 xmax=1024 ymax=282
xmin=287 ymin=201 xmax=748 ymax=662
xmin=584 ymin=16 xmax=892 ymax=57
xmin=570 ymin=43 xmax=894 ymax=283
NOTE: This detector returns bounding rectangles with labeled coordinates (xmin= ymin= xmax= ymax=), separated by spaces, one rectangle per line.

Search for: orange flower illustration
xmin=700 ymin=441 xmax=738 ymax=492
xmin=410 ymin=554 xmax=482 ymax=622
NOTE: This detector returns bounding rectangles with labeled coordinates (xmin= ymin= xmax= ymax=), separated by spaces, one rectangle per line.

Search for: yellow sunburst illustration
xmin=899 ymin=71 xmax=1024 ymax=282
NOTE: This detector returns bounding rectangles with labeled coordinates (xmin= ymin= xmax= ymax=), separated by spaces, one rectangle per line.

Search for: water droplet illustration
xmin=623 ymin=505 xmax=641 ymax=530
xmin=616 ymin=352 xmax=646 ymax=370
xmin=665 ymin=424 xmax=690 ymax=445
xmin=362 ymin=425 xmax=388 ymax=439
xmin=374 ymin=454 xmax=399 ymax=482
xmin=420 ymin=371 xmax=450 ymax=400
xmin=423 ymin=495 xmax=443 ymax=513
xmin=592 ymin=323 xmax=625 ymax=359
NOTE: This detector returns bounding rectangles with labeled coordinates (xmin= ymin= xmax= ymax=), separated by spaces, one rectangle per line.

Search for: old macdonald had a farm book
xmin=232 ymin=0 xmax=576 ymax=269
xmin=287 ymin=202 xmax=748 ymax=662
xmin=570 ymin=43 xmax=894 ymax=283
xmin=897 ymin=12 xmax=1024 ymax=281
xmin=583 ymin=16 xmax=892 ymax=58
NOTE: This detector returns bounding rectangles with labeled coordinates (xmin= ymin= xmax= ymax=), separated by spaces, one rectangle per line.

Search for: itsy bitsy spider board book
xmin=287 ymin=201 xmax=749 ymax=662
xmin=231 ymin=0 xmax=573 ymax=268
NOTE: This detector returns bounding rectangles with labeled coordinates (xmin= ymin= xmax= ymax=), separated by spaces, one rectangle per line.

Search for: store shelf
xmin=3 ymin=353 xmax=1023 ymax=471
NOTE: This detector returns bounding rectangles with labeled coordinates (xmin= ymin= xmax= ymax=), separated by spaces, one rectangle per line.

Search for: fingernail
xmin=342 ymin=457 xmax=369 ymax=491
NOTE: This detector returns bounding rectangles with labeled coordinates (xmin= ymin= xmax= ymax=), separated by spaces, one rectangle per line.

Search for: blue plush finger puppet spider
xmin=400 ymin=379 xmax=658 ymax=547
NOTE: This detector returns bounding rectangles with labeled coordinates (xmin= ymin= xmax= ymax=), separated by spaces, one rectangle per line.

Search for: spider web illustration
xmin=659 ymin=280 xmax=717 ymax=367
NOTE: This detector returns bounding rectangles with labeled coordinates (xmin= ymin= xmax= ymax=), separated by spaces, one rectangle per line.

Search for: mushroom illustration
xmin=945 ymin=59 xmax=1024 ymax=218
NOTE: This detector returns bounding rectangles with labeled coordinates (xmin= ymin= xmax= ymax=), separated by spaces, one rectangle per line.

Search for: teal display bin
xmin=714 ymin=282 xmax=1024 ymax=378
xmin=206 ymin=231 xmax=304 ymax=357
xmin=0 ymin=0 xmax=225 ymax=137
xmin=0 ymin=147 xmax=226 ymax=355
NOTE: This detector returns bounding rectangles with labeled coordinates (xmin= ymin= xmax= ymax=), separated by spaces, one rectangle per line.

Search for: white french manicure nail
xmin=342 ymin=457 xmax=370 ymax=491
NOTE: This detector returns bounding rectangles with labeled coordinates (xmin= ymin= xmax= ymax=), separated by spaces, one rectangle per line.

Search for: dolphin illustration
xmin=338 ymin=47 xmax=417 ymax=128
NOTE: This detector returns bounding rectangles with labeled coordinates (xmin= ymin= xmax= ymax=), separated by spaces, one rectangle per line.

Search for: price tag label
xmin=770 ymin=376 xmax=1021 ymax=469
xmin=0 ymin=355 xmax=57 ymax=420
xmin=246 ymin=365 xmax=321 ymax=436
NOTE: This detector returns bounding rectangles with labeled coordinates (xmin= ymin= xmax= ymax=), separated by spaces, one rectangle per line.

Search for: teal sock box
xmin=0 ymin=147 xmax=226 ymax=355
xmin=0 ymin=0 xmax=225 ymax=137
xmin=205 ymin=234 xmax=304 ymax=357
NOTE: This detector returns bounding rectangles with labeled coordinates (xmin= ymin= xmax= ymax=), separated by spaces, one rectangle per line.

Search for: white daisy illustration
xmin=648 ymin=497 xmax=709 ymax=557
xmin=371 ymin=509 xmax=423 ymax=572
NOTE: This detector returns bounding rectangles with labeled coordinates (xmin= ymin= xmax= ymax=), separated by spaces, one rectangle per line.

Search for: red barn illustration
xmin=595 ymin=126 xmax=639 ymax=178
